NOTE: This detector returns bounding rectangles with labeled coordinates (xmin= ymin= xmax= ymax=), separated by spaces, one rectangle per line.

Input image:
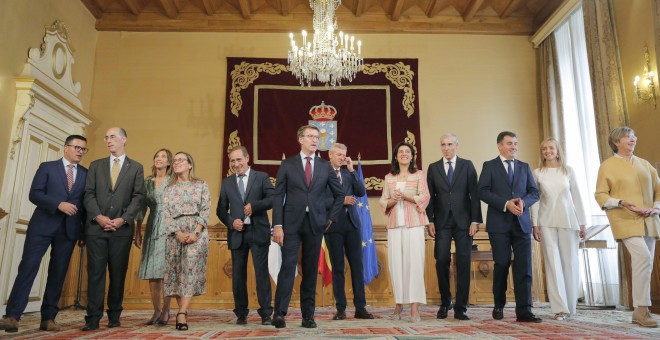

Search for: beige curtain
xmin=582 ymin=0 xmax=629 ymax=162
xmin=537 ymin=35 xmax=566 ymax=152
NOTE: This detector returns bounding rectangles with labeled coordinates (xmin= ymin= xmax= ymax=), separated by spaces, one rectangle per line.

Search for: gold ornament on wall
xmin=230 ymin=62 xmax=288 ymax=117
xmin=362 ymin=62 xmax=416 ymax=117
xmin=633 ymin=46 xmax=657 ymax=109
xmin=364 ymin=177 xmax=384 ymax=191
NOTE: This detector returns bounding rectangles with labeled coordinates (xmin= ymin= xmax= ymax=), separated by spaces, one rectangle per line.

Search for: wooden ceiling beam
xmin=81 ymin=0 xmax=103 ymax=18
xmin=200 ymin=0 xmax=216 ymax=15
xmin=120 ymin=0 xmax=142 ymax=15
xmin=351 ymin=0 xmax=367 ymax=17
xmin=238 ymin=0 xmax=252 ymax=19
xmin=462 ymin=0 xmax=485 ymax=22
xmin=500 ymin=0 xmax=525 ymax=19
xmin=159 ymin=0 xmax=179 ymax=19
xmin=391 ymin=0 xmax=405 ymax=21
xmin=424 ymin=0 xmax=450 ymax=18
xmin=279 ymin=0 xmax=291 ymax=16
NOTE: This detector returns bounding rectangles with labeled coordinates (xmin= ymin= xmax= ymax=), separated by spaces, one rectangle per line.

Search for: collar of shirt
xmin=499 ymin=155 xmax=515 ymax=173
xmin=237 ymin=167 xmax=251 ymax=179
xmin=62 ymin=158 xmax=76 ymax=170
xmin=443 ymin=155 xmax=457 ymax=166
xmin=300 ymin=151 xmax=315 ymax=161
xmin=111 ymin=154 xmax=126 ymax=164
xmin=613 ymin=153 xmax=634 ymax=163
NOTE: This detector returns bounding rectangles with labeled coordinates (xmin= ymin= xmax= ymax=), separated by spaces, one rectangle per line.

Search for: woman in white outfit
xmin=530 ymin=137 xmax=586 ymax=321
xmin=379 ymin=141 xmax=430 ymax=323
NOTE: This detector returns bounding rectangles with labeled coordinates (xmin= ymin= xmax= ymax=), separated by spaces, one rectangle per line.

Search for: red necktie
xmin=67 ymin=164 xmax=74 ymax=192
xmin=335 ymin=169 xmax=342 ymax=184
xmin=305 ymin=157 xmax=312 ymax=187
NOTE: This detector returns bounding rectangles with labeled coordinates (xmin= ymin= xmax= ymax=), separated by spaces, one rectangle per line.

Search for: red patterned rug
xmin=2 ymin=304 xmax=657 ymax=339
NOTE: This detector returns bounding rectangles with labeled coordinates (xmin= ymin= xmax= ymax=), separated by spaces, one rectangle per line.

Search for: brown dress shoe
xmin=39 ymin=320 xmax=61 ymax=331
xmin=632 ymin=309 xmax=659 ymax=328
xmin=0 ymin=317 xmax=19 ymax=333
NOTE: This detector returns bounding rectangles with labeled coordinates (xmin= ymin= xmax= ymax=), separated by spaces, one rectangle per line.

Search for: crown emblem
xmin=309 ymin=101 xmax=337 ymax=121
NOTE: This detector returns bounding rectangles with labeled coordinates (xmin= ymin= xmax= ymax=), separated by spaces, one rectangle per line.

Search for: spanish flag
xmin=318 ymin=236 xmax=333 ymax=286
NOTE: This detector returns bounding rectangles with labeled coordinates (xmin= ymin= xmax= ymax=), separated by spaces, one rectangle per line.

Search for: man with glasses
xmin=270 ymin=125 xmax=344 ymax=329
xmin=81 ymin=127 xmax=144 ymax=331
xmin=0 ymin=135 xmax=88 ymax=333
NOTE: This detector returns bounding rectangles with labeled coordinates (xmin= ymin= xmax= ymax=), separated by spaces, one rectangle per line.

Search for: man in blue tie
xmin=478 ymin=131 xmax=541 ymax=323
xmin=0 ymin=135 xmax=88 ymax=333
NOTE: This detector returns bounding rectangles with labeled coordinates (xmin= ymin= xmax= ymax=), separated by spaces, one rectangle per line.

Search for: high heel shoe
xmin=390 ymin=304 xmax=403 ymax=320
xmin=410 ymin=304 xmax=421 ymax=323
xmin=175 ymin=312 xmax=188 ymax=331
xmin=156 ymin=309 xmax=170 ymax=326
xmin=145 ymin=310 xmax=162 ymax=325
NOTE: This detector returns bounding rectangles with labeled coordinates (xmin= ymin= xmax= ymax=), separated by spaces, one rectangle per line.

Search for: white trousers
xmin=387 ymin=226 xmax=426 ymax=304
xmin=622 ymin=236 xmax=656 ymax=307
xmin=541 ymin=227 xmax=579 ymax=314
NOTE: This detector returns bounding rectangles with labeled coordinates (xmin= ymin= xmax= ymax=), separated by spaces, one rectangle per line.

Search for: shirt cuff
xmin=604 ymin=198 xmax=621 ymax=210
xmin=503 ymin=201 xmax=508 ymax=212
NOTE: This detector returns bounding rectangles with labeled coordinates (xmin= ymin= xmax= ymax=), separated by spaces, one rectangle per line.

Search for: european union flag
xmin=356 ymin=160 xmax=379 ymax=284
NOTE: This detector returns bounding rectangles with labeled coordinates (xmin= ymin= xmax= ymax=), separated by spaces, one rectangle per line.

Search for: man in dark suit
xmin=478 ymin=131 xmax=541 ymax=323
xmin=82 ymin=127 xmax=144 ymax=331
xmin=0 ymin=135 xmax=88 ymax=333
xmin=324 ymin=143 xmax=374 ymax=321
xmin=270 ymin=125 xmax=344 ymax=329
xmin=217 ymin=146 xmax=274 ymax=326
xmin=426 ymin=133 xmax=482 ymax=321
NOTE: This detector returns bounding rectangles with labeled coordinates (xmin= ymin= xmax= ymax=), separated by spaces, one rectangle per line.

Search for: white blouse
xmin=530 ymin=166 xmax=587 ymax=230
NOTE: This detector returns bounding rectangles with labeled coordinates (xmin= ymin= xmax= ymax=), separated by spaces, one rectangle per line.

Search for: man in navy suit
xmin=324 ymin=143 xmax=374 ymax=321
xmin=478 ymin=131 xmax=541 ymax=322
xmin=0 ymin=135 xmax=88 ymax=333
xmin=426 ymin=133 xmax=482 ymax=320
xmin=271 ymin=125 xmax=344 ymax=329
xmin=217 ymin=146 xmax=274 ymax=326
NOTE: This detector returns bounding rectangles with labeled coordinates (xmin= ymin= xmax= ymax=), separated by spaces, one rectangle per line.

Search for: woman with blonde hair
xmin=162 ymin=152 xmax=210 ymax=330
xmin=379 ymin=142 xmax=430 ymax=323
xmin=530 ymin=138 xmax=586 ymax=321
xmin=135 ymin=148 xmax=174 ymax=325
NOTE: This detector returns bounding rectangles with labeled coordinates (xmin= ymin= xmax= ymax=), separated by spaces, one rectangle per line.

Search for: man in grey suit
xmin=426 ymin=133 xmax=482 ymax=321
xmin=217 ymin=146 xmax=274 ymax=326
xmin=82 ymin=127 xmax=144 ymax=331
xmin=271 ymin=125 xmax=344 ymax=329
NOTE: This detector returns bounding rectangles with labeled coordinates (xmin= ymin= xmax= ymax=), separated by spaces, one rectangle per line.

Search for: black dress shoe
xmin=333 ymin=310 xmax=346 ymax=320
xmin=492 ymin=308 xmax=504 ymax=320
xmin=237 ymin=315 xmax=247 ymax=325
xmin=355 ymin=309 xmax=375 ymax=319
xmin=301 ymin=318 xmax=317 ymax=328
xmin=272 ymin=314 xmax=286 ymax=328
xmin=437 ymin=304 xmax=452 ymax=319
xmin=516 ymin=313 xmax=542 ymax=323
xmin=454 ymin=312 xmax=470 ymax=320
xmin=107 ymin=320 xmax=121 ymax=328
xmin=261 ymin=316 xmax=272 ymax=325
xmin=81 ymin=322 xmax=99 ymax=331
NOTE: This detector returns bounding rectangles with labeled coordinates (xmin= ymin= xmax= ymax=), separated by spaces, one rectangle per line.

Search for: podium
xmin=579 ymin=224 xmax=620 ymax=307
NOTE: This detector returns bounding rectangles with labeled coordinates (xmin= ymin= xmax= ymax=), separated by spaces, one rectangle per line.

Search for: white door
xmin=0 ymin=128 xmax=63 ymax=315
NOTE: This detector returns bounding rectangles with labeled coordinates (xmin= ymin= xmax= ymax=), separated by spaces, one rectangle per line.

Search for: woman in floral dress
xmin=135 ymin=148 xmax=173 ymax=325
xmin=162 ymin=151 xmax=210 ymax=331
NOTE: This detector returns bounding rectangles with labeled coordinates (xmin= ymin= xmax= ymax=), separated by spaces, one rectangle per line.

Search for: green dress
xmin=137 ymin=177 xmax=168 ymax=280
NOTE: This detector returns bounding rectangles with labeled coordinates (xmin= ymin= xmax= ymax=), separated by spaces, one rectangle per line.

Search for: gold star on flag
xmin=362 ymin=241 xmax=367 ymax=247
xmin=358 ymin=202 xmax=363 ymax=208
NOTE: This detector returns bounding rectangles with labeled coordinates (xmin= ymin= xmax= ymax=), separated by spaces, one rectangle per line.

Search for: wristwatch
xmin=618 ymin=199 xmax=623 ymax=207
xmin=194 ymin=230 xmax=201 ymax=238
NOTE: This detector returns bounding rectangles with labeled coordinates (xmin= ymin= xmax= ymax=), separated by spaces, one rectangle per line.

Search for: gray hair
xmin=439 ymin=133 xmax=459 ymax=144
xmin=329 ymin=143 xmax=347 ymax=153
xmin=608 ymin=126 xmax=635 ymax=153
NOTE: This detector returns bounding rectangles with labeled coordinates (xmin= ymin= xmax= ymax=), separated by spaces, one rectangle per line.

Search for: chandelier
xmin=287 ymin=0 xmax=363 ymax=87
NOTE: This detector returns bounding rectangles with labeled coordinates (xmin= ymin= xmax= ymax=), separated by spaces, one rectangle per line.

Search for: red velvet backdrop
xmin=222 ymin=57 xmax=420 ymax=196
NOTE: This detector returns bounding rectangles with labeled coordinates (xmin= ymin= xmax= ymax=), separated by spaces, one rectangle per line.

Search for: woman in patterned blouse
xmin=162 ymin=152 xmax=210 ymax=331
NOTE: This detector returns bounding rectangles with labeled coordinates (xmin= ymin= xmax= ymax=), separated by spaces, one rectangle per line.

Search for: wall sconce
xmin=633 ymin=46 xmax=657 ymax=109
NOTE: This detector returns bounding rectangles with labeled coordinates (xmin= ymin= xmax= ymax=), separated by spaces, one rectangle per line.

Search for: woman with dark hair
xmin=595 ymin=127 xmax=659 ymax=328
xmin=379 ymin=142 xmax=430 ymax=323
xmin=163 ymin=152 xmax=210 ymax=331
xmin=135 ymin=148 xmax=174 ymax=325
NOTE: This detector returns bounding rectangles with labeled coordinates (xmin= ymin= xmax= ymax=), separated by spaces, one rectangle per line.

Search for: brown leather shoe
xmin=0 ymin=317 xmax=19 ymax=333
xmin=39 ymin=320 xmax=61 ymax=331
xmin=632 ymin=309 xmax=659 ymax=328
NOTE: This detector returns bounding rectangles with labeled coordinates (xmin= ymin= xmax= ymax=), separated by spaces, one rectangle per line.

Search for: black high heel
xmin=175 ymin=312 xmax=188 ymax=331
xmin=145 ymin=310 xmax=162 ymax=325
xmin=156 ymin=309 xmax=170 ymax=326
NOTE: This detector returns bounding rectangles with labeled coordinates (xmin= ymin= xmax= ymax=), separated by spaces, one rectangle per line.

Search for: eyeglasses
xmin=304 ymin=135 xmax=320 ymax=141
xmin=173 ymin=158 xmax=189 ymax=164
xmin=66 ymin=145 xmax=89 ymax=154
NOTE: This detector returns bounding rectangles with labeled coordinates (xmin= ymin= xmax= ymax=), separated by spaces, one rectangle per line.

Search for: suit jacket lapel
xmin=437 ymin=161 xmax=450 ymax=188
xmin=449 ymin=158 xmax=462 ymax=188
xmin=56 ymin=159 xmax=69 ymax=193
xmin=311 ymin=156 xmax=324 ymax=188
xmin=113 ymin=157 xmax=131 ymax=191
xmin=494 ymin=157 xmax=511 ymax=188
xmin=243 ymin=172 xmax=255 ymax=202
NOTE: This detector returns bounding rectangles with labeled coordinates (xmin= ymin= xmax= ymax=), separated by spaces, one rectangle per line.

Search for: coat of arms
xmin=308 ymin=101 xmax=338 ymax=151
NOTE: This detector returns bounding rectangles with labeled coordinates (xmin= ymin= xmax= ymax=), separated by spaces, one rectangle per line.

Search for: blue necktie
xmin=447 ymin=161 xmax=454 ymax=184
xmin=238 ymin=174 xmax=246 ymax=200
xmin=505 ymin=160 xmax=513 ymax=185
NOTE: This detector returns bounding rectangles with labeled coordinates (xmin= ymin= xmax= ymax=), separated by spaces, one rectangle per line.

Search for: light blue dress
xmin=137 ymin=177 xmax=168 ymax=280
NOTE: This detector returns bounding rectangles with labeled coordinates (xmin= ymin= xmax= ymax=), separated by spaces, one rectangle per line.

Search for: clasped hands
xmin=232 ymin=203 xmax=253 ymax=232
xmin=506 ymin=198 xmax=525 ymax=216
xmin=95 ymin=215 xmax=125 ymax=232
xmin=621 ymin=200 xmax=659 ymax=217
xmin=176 ymin=230 xmax=199 ymax=244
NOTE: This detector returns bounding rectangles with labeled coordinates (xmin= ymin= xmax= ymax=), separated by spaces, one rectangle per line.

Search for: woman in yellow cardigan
xmin=595 ymin=126 xmax=660 ymax=328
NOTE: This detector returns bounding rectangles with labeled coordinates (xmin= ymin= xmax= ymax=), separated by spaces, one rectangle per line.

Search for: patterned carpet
xmin=2 ymin=304 xmax=658 ymax=339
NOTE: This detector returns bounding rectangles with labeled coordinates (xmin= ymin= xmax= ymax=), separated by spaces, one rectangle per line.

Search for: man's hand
xmin=232 ymin=219 xmax=244 ymax=232
xmin=469 ymin=223 xmax=479 ymax=237
xmin=273 ymin=226 xmax=284 ymax=246
xmin=514 ymin=198 xmax=525 ymax=211
xmin=343 ymin=196 xmax=357 ymax=205
xmin=106 ymin=218 xmax=125 ymax=232
xmin=346 ymin=156 xmax=354 ymax=172
xmin=78 ymin=239 xmax=86 ymax=247
xmin=579 ymin=225 xmax=586 ymax=240
xmin=95 ymin=215 xmax=114 ymax=231
xmin=57 ymin=202 xmax=78 ymax=216
xmin=506 ymin=199 xmax=523 ymax=216
xmin=532 ymin=226 xmax=541 ymax=242
xmin=427 ymin=223 xmax=436 ymax=238
xmin=243 ymin=203 xmax=253 ymax=217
